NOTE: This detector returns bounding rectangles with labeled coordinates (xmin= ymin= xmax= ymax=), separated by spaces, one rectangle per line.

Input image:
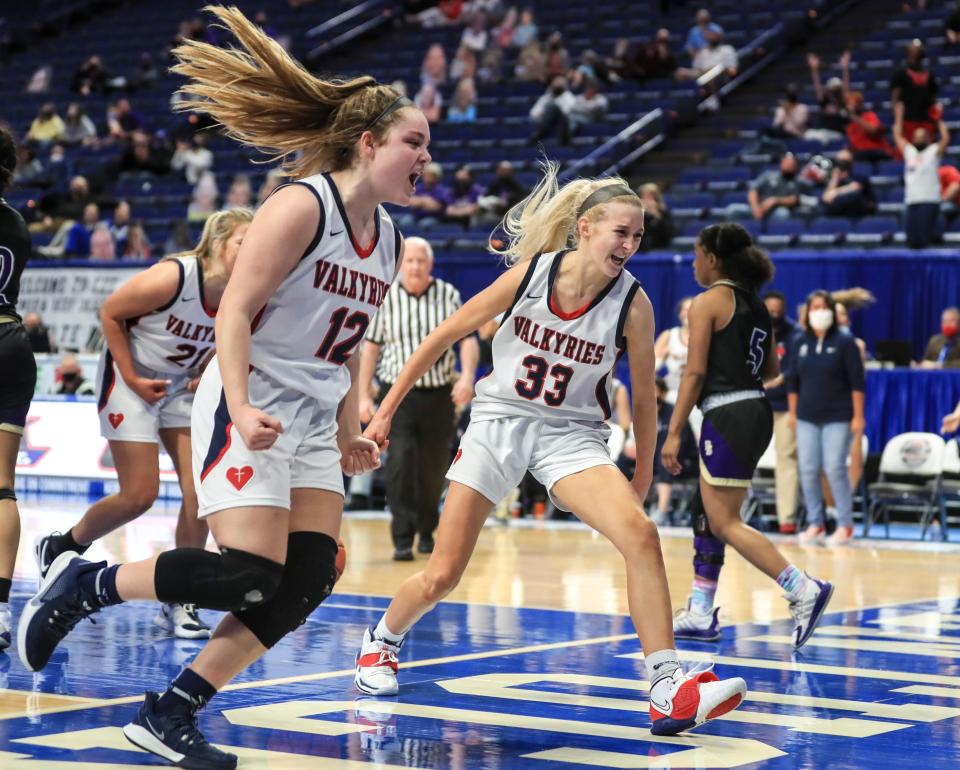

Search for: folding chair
xmin=865 ymin=432 xmax=946 ymax=540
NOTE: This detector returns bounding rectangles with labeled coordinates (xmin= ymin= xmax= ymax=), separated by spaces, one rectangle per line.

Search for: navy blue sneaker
xmin=17 ymin=551 xmax=104 ymax=672
xmin=789 ymin=576 xmax=835 ymax=649
xmin=123 ymin=691 xmax=237 ymax=770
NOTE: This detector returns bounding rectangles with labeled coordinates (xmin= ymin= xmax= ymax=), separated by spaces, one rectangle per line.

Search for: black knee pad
xmin=155 ymin=547 xmax=284 ymax=612
xmin=233 ymin=532 xmax=338 ymax=649
xmin=0 ymin=488 xmax=16 ymax=502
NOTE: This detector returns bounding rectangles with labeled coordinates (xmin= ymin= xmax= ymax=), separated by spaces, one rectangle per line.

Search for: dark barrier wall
xmin=433 ymin=248 xmax=960 ymax=360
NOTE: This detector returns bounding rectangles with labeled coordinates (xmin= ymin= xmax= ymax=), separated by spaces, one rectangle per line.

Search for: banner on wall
xmin=18 ymin=266 xmax=140 ymax=351
xmin=15 ymin=399 xmax=182 ymax=499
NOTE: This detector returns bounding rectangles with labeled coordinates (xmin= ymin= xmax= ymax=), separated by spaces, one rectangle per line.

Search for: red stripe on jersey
xmin=549 ymin=292 xmax=592 ymax=320
xmin=250 ymin=304 xmax=267 ymax=333
xmin=351 ymin=232 xmax=376 ymax=259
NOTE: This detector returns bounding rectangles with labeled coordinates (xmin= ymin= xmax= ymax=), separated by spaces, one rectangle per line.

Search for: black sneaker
xmin=17 ymin=551 xmax=104 ymax=672
xmin=416 ymin=536 xmax=434 ymax=554
xmin=123 ymin=691 xmax=237 ymax=770
xmin=392 ymin=548 xmax=414 ymax=562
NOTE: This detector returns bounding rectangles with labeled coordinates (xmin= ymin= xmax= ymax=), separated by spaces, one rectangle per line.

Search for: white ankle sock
xmin=646 ymin=648 xmax=681 ymax=701
xmin=374 ymin=616 xmax=405 ymax=645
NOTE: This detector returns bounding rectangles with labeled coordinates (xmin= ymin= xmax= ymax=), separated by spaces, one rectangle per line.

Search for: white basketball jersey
xmin=472 ymin=250 xmax=640 ymax=423
xmin=250 ymin=173 xmax=400 ymax=407
xmin=127 ymin=256 xmax=217 ymax=376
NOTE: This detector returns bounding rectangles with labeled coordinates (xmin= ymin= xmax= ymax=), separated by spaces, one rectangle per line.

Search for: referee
xmin=359 ymin=237 xmax=478 ymax=561
xmin=0 ymin=125 xmax=38 ymax=644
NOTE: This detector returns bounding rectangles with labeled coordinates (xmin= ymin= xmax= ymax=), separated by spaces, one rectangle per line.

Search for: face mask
xmin=61 ymin=372 xmax=79 ymax=383
xmin=781 ymin=170 xmax=797 ymax=180
xmin=808 ymin=308 xmax=834 ymax=332
xmin=943 ymin=323 xmax=959 ymax=338
xmin=836 ymin=160 xmax=852 ymax=172
xmin=915 ymin=142 xmax=929 ymax=151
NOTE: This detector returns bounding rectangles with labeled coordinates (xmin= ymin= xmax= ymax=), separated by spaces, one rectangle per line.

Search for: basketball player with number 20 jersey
xmin=357 ymin=166 xmax=748 ymax=738
xmin=33 ymin=209 xmax=253 ymax=643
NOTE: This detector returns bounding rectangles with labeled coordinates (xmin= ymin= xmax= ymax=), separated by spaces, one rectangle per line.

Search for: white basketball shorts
xmin=446 ymin=414 xmax=615 ymax=507
xmin=192 ymin=358 xmax=343 ymax=518
xmin=96 ymin=350 xmax=194 ymax=442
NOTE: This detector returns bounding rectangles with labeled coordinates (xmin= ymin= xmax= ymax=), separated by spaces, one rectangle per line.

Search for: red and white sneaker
xmin=355 ymin=627 xmax=401 ymax=696
xmin=649 ymin=663 xmax=746 ymax=735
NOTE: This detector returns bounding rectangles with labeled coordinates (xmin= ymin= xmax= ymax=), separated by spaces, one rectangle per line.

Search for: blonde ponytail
xmin=171 ymin=5 xmax=409 ymax=176
xmin=490 ymin=162 xmax=642 ymax=265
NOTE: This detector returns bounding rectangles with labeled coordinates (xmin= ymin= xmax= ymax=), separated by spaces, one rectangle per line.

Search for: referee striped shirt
xmin=366 ymin=278 xmax=462 ymax=388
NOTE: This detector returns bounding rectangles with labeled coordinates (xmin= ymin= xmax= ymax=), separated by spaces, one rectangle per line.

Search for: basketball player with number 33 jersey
xmin=357 ymin=166 xmax=748 ymax=737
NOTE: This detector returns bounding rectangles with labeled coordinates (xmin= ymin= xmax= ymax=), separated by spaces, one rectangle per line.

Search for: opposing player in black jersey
xmin=662 ymin=223 xmax=833 ymax=649
xmin=0 ymin=125 xmax=38 ymax=648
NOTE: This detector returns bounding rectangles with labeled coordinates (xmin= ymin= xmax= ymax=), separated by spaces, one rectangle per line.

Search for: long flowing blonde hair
xmin=171 ymin=207 xmax=254 ymax=277
xmin=171 ymin=5 xmax=409 ymax=177
xmin=491 ymin=162 xmax=643 ymax=265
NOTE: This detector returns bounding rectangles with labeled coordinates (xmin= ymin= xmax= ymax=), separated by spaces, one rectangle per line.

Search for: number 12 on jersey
xmin=315 ymin=306 xmax=370 ymax=365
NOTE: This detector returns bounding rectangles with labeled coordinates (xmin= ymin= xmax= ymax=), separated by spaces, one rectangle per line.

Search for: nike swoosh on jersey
xmin=330 ymin=230 xmax=344 ymax=237
xmin=180 ymin=296 xmax=195 ymax=303
xmin=526 ymin=293 xmax=543 ymax=299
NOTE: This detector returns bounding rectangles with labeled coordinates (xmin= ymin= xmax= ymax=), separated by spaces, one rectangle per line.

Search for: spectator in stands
xmin=130 ymin=52 xmax=159 ymax=91
xmin=807 ymin=52 xmax=849 ymax=142
xmin=420 ymin=43 xmax=447 ymax=87
xmin=71 ymin=55 xmax=110 ymax=95
xmin=746 ymin=153 xmax=801 ymax=221
xmin=512 ymin=8 xmax=538 ymax=47
xmin=568 ymin=80 xmax=608 ymax=133
xmin=947 ymin=4 xmax=960 ymax=47
xmin=109 ymin=200 xmax=131 ymax=252
xmin=54 ymin=355 xmax=95 ymax=396
xmin=64 ymin=202 xmax=102 ymax=257
xmin=447 ymin=77 xmax=478 ymax=122
xmin=478 ymin=45 xmax=504 ymax=83
xmin=654 ymin=297 xmax=692 ymax=406
xmin=460 ymin=12 xmax=489 ymax=54
xmin=414 ymin=82 xmax=443 ymax=124
xmin=637 ymin=182 xmax=674 ymax=251
xmin=88 ymin=224 xmax=116 ymax=261
xmin=685 ymin=8 xmax=723 ymax=59
xmin=122 ymin=223 xmax=151 ymax=261
xmin=225 ymin=175 xmax=253 ymax=209
xmin=12 ymin=146 xmax=46 ymax=189
xmin=649 ymin=377 xmax=698 ymax=525
xmin=636 ymin=29 xmax=677 ymax=80
xmin=23 ymin=313 xmax=54 ymax=354
xmin=529 ymin=76 xmax=576 ymax=144
xmin=767 ymin=84 xmax=809 ymax=139
xmin=445 ymin=166 xmax=484 ymax=227
xmin=450 ymin=45 xmax=478 ymax=81
xmin=894 ymin=100 xmax=949 ymax=248
xmin=107 ymin=99 xmax=145 ymax=142
xmin=544 ymin=31 xmax=570 ymax=80
xmin=891 ymin=39 xmax=939 ymax=144
xmin=676 ymin=29 xmax=737 ymax=86
xmin=479 ymin=160 xmax=526 ymax=218
xmin=26 ymin=103 xmax=65 ymax=148
xmin=920 ymin=307 xmax=960 ymax=368
xmin=941 ymin=164 xmax=960 ymax=217
xmin=821 ymin=149 xmax=875 ymax=217
xmin=187 ymin=170 xmax=218 ymax=222
xmin=25 ymin=64 xmax=53 ymax=94
xmin=789 ymin=290 xmax=865 ymax=547
xmin=257 ymin=168 xmax=285 ymax=205
xmin=61 ymin=103 xmax=98 ymax=147
xmin=120 ymin=131 xmax=171 ymax=175
xmin=413 ymin=0 xmax=467 ymax=28
xmin=763 ymin=291 xmax=801 ymax=534
xmin=406 ymin=162 xmax=453 ymax=226
xmin=55 ymin=175 xmax=92 ymax=222
xmin=164 ymin=220 xmax=193 ymax=254
xmin=845 ymin=91 xmax=896 ymax=161
xmin=568 ymin=50 xmax=604 ymax=90
xmin=171 ymin=133 xmax=214 ymax=184
xmin=515 ymin=39 xmax=546 ymax=82
xmin=494 ymin=6 xmax=517 ymax=48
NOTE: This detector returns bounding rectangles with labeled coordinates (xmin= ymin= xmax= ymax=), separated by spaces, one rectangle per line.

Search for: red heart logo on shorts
xmin=453 ymin=448 xmax=463 ymax=464
xmin=227 ymin=466 xmax=254 ymax=490
xmin=108 ymin=413 xmax=124 ymax=429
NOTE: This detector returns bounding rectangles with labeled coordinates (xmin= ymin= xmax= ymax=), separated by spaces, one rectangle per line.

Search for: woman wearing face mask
xmin=788 ymin=290 xmax=865 ymax=546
